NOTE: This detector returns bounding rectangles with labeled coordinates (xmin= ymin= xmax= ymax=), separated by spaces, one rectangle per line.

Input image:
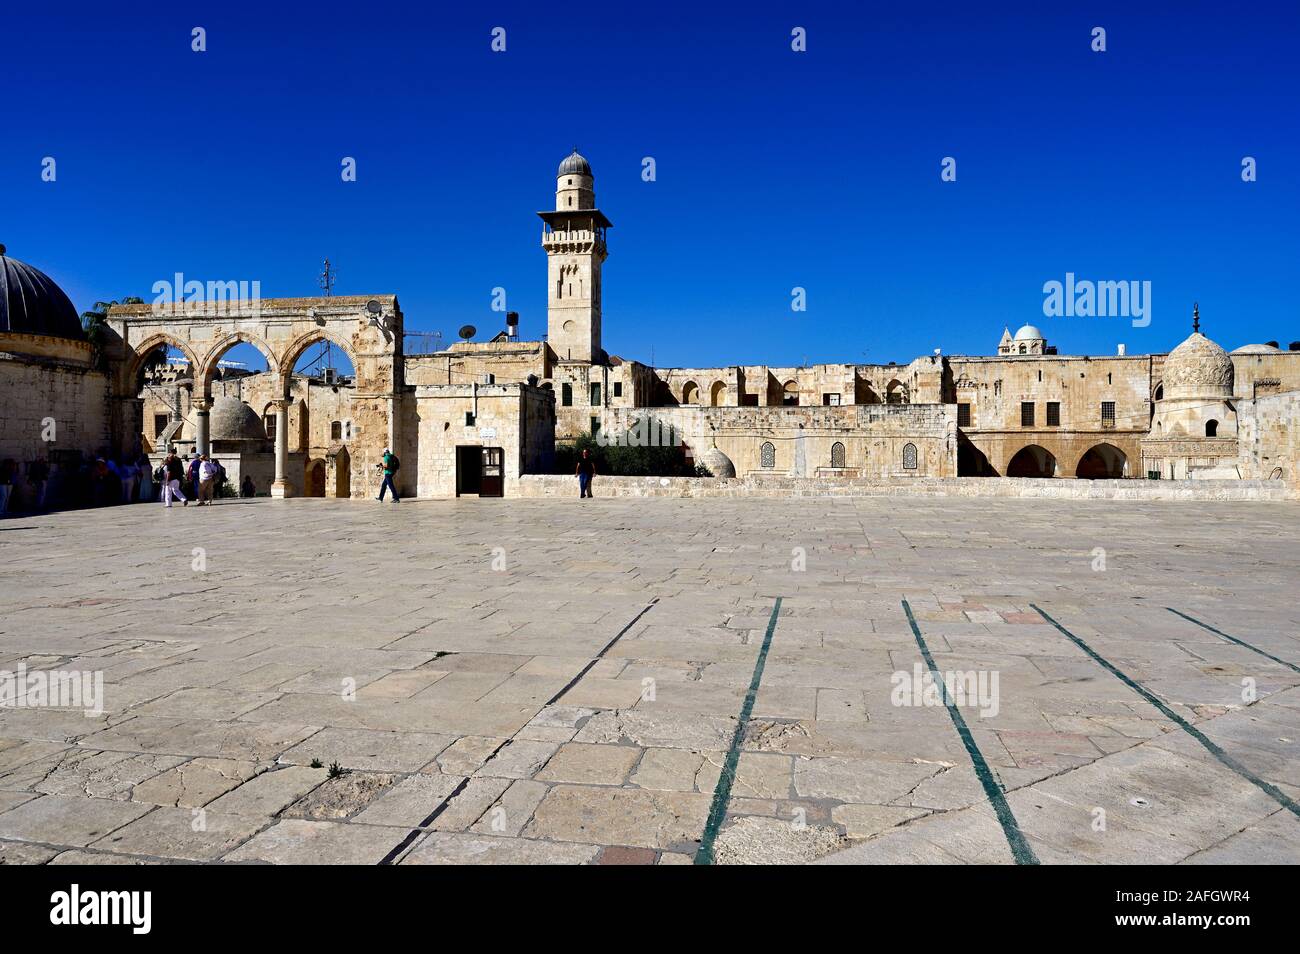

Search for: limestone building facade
xmin=3 ymin=152 xmax=1299 ymax=500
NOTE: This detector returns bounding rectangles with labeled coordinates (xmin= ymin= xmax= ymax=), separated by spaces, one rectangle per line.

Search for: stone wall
xmin=0 ymin=356 xmax=111 ymax=463
xmin=407 ymin=382 xmax=555 ymax=497
xmin=1236 ymin=390 xmax=1300 ymax=485
xmin=517 ymin=473 xmax=1296 ymax=501
xmin=594 ymin=402 xmax=957 ymax=478
xmin=947 ymin=353 xmax=1152 ymax=475
xmin=1232 ymin=350 xmax=1300 ymax=400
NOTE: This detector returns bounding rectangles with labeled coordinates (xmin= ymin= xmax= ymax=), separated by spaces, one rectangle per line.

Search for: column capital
xmin=192 ymin=397 xmax=213 ymax=412
xmin=269 ymin=399 xmax=292 ymax=411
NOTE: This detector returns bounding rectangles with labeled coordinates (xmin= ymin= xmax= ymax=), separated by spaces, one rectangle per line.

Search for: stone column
xmin=193 ymin=398 xmax=212 ymax=458
xmin=270 ymin=399 xmax=291 ymax=498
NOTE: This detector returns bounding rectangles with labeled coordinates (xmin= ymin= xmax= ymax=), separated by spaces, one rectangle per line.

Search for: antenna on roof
xmin=319 ymin=259 xmax=337 ymax=297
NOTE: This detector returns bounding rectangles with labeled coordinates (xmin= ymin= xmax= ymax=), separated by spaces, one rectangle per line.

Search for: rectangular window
xmin=1046 ymin=402 xmax=1060 ymax=427
xmin=465 ymin=412 xmax=476 ymax=427
xmin=957 ymin=403 xmax=971 ymax=428
xmin=1020 ymin=402 xmax=1035 ymax=427
xmin=264 ymin=415 xmax=276 ymax=440
xmin=613 ymin=382 xmax=622 ymax=398
xmin=331 ymin=421 xmax=342 ymax=440
xmin=590 ymin=383 xmax=601 ymax=405
xmin=822 ymin=393 xmax=841 ymax=406
xmin=590 ymin=416 xmax=600 ymax=435
xmin=561 ymin=383 xmax=572 ymax=407
xmin=1101 ymin=401 xmax=1116 ymax=425
xmin=154 ymin=414 xmax=170 ymax=438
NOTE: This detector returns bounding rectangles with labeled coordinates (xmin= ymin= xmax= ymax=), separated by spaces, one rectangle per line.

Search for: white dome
xmin=1230 ymin=343 xmax=1280 ymax=354
xmin=1013 ymin=324 xmax=1044 ymax=341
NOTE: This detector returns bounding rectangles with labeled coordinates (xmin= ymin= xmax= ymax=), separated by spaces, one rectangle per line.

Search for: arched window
xmin=760 ymin=442 xmax=776 ymax=469
xmin=561 ymin=383 xmax=573 ymax=407
xmin=1206 ymin=419 xmax=1218 ymax=437
xmin=1154 ymin=383 xmax=1164 ymax=401
xmin=682 ymin=381 xmax=699 ymax=405
xmin=903 ymin=443 xmax=918 ymax=470
xmin=831 ymin=441 xmax=846 ymax=468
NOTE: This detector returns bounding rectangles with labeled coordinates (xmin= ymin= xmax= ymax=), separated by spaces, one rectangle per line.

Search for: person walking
xmin=162 ymin=452 xmax=188 ymax=507
xmin=377 ymin=448 xmax=400 ymax=503
xmin=576 ymin=448 xmax=596 ymax=499
xmin=197 ymin=454 xmax=219 ymax=505
xmin=186 ymin=454 xmax=201 ymax=500
xmin=138 ymin=457 xmax=153 ymax=502
xmin=0 ymin=459 xmax=15 ymax=516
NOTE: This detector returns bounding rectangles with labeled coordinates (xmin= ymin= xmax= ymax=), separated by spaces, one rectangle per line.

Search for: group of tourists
xmin=0 ymin=449 xmax=257 ymax=516
xmin=0 ymin=454 xmax=153 ymax=515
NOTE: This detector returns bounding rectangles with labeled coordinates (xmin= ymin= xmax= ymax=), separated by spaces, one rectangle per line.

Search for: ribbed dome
xmin=210 ymin=397 xmax=267 ymax=441
xmin=1163 ymin=332 xmax=1233 ymax=399
xmin=558 ymin=150 xmax=592 ymax=178
xmin=0 ymin=247 xmax=83 ymax=341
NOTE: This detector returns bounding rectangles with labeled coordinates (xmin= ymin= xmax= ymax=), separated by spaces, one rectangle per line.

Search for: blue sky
xmin=4 ymin=1 xmax=1297 ymax=369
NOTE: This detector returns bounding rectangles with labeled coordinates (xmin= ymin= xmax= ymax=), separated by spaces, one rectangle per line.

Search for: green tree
xmin=80 ymin=297 xmax=144 ymax=371
xmin=555 ymin=427 xmax=692 ymax=477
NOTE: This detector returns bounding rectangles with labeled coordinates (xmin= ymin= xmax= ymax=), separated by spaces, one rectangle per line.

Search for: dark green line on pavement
xmin=1032 ymin=604 xmax=1300 ymax=821
xmin=694 ymin=596 xmax=783 ymax=865
xmin=1166 ymin=607 xmax=1300 ymax=675
xmin=902 ymin=600 xmax=1040 ymax=865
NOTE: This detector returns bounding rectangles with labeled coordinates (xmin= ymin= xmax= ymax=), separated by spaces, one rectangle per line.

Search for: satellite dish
xmin=366 ymin=300 xmax=382 ymax=316
xmin=458 ymin=325 xmax=476 ymax=340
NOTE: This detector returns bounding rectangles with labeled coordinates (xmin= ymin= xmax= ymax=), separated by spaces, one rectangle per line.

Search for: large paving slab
xmin=1 ymin=495 xmax=1298 ymax=864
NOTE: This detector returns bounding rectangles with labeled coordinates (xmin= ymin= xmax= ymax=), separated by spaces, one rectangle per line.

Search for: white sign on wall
xmin=478 ymin=428 xmax=497 ymax=440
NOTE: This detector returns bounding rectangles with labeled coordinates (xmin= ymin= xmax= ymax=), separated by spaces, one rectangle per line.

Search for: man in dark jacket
xmin=163 ymin=452 xmax=188 ymax=508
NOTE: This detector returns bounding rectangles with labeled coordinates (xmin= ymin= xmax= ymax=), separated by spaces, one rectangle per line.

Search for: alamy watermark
xmin=891 ymin=663 xmax=1000 ymax=718
xmin=151 ymin=273 xmax=262 ymax=317
xmin=1043 ymin=273 xmax=1151 ymax=327
xmin=594 ymin=418 xmax=684 ymax=447
xmin=1 ymin=664 xmax=104 ymax=716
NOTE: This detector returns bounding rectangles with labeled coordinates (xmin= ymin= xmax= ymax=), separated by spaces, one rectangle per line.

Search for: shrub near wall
xmin=553 ymin=431 xmax=693 ymax=477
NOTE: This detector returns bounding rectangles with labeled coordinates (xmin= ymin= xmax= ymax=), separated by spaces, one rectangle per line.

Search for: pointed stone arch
xmin=1006 ymin=444 xmax=1057 ymax=478
xmin=278 ymin=330 xmax=359 ymax=398
xmin=197 ymin=330 xmax=279 ymax=398
xmin=1075 ymin=443 xmax=1127 ymax=479
xmin=123 ymin=333 xmax=202 ymax=390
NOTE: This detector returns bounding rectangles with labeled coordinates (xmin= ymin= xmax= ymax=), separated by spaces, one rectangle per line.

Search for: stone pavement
xmin=1 ymin=495 xmax=1298 ymax=865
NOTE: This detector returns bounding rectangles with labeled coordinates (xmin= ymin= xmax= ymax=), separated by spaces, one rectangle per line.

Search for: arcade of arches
xmin=109 ymin=296 xmax=401 ymax=499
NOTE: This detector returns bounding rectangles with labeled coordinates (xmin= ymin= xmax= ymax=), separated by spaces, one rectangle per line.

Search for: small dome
xmin=0 ymin=247 xmax=83 ymax=341
xmin=1013 ymin=324 xmax=1044 ymax=341
xmin=558 ymin=150 xmax=592 ymax=178
xmin=1163 ymin=332 xmax=1233 ymax=399
xmin=210 ymin=397 xmax=267 ymax=441
xmin=1231 ymin=343 xmax=1280 ymax=354
xmin=698 ymin=446 xmax=736 ymax=479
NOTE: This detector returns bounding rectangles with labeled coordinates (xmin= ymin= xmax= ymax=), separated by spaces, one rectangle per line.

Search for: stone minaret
xmin=539 ymin=150 xmax=611 ymax=363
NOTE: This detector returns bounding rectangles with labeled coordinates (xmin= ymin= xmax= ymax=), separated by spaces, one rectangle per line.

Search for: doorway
xmin=456 ymin=446 xmax=504 ymax=497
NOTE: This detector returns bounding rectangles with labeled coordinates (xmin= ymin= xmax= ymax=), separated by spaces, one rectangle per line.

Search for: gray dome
xmin=698 ymin=446 xmax=736 ymax=479
xmin=0 ymin=247 xmax=83 ymax=340
xmin=210 ymin=397 xmax=267 ymax=441
xmin=558 ymin=150 xmax=592 ymax=178
xmin=1231 ymin=343 xmax=1280 ymax=354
